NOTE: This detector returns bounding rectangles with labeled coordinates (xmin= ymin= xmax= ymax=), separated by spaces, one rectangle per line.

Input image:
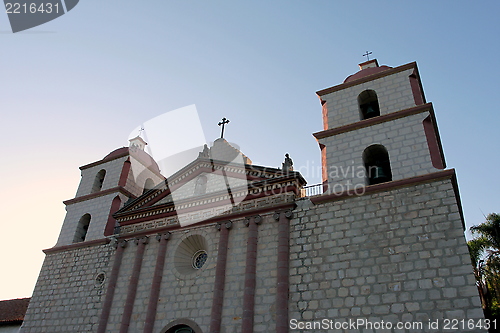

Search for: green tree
xmin=469 ymin=213 xmax=500 ymax=318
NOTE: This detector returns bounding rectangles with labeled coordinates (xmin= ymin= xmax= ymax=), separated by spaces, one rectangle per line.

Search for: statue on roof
xmin=282 ymin=153 xmax=293 ymax=172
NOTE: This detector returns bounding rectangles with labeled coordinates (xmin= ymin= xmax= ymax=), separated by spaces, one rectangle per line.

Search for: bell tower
xmin=314 ymin=59 xmax=445 ymax=192
xmin=55 ymin=139 xmax=164 ymax=246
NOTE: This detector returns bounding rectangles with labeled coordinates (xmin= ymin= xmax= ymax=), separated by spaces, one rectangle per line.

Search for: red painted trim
xmin=409 ymin=67 xmax=426 ymax=105
xmin=276 ymin=212 xmax=290 ymax=333
xmin=313 ymin=103 xmax=433 ymax=140
xmin=143 ymin=236 xmax=169 ymax=333
xmin=43 ymin=238 xmax=110 ymax=254
xmin=210 ymin=225 xmax=230 ymax=333
xmin=317 ymin=62 xmax=416 ymax=96
xmin=64 ymin=186 xmax=135 ymax=205
xmin=311 ymin=169 xmax=456 ymax=205
xmin=118 ymin=159 xmax=132 ymax=187
xmin=321 ymin=100 xmax=328 ymax=130
xmin=423 ymin=116 xmax=446 ymax=169
xmin=104 ymin=196 xmax=122 ymax=236
xmin=120 ymin=239 xmax=147 ymax=333
xmin=242 ymin=217 xmax=258 ymax=333
xmin=97 ymin=242 xmax=125 ymax=333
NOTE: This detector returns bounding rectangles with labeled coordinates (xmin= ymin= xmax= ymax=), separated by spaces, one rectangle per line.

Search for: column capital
xmin=134 ymin=236 xmax=149 ymax=245
xmin=216 ymin=221 xmax=232 ymax=231
xmin=155 ymin=232 xmax=171 ymax=242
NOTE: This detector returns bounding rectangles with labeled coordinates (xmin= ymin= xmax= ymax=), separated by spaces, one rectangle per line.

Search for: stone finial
xmin=282 ymin=153 xmax=293 ymax=172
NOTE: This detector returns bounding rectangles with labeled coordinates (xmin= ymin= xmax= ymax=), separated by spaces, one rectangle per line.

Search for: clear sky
xmin=1 ymin=1 xmax=499 ymax=300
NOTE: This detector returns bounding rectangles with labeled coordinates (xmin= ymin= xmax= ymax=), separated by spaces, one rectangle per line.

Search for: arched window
xmin=91 ymin=169 xmax=106 ymax=193
xmin=358 ymin=90 xmax=380 ymax=120
xmin=363 ymin=144 xmax=392 ymax=185
xmin=73 ymin=214 xmax=91 ymax=243
xmin=142 ymin=178 xmax=155 ymax=194
xmin=167 ymin=326 xmax=194 ymax=333
xmin=193 ymin=175 xmax=208 ymax=196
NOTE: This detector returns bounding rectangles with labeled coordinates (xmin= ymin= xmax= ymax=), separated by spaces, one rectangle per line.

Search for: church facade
xmin=21 ymin=60 xmax=483 ymax=332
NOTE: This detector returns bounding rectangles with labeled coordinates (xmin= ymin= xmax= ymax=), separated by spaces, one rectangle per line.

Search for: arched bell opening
xmin=358 ymin=90 xmax=380 ymax=120
xmin=73 ymin=213 xmax=91 ymax=243
xmin=91 ymin=169 xmax=106 ymax=193
xmin=363 ymin=144 xmax=392 ymax=185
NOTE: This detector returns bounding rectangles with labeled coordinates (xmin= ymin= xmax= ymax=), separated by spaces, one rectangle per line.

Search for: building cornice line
xmin=310 ymin=169 xmax=456 ymax=205
xmin=316 ymin=62 xmax=416 ymax=96
xmin=313 ymin=103 xmax=433 ymax=140
xmin=63 ymin=187 xmax=135 ymax=205
xmin=43 ymin=238 xmax=110 ymax=254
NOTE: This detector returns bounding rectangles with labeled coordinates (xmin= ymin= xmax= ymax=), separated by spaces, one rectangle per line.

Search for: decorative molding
xmin=313 ymin=103 xmax=433 ymax=140
xmin=118 ymin=193 xmax=295 ymax=235
xmin=316 ymin=62 xmax=416 ymax=96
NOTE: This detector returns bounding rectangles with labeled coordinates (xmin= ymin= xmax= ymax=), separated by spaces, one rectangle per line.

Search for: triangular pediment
xmin=113 ymin=139 xmax=306 ymax=233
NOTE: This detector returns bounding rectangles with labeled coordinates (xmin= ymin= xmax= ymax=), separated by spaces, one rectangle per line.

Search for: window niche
xmin=91 ymin=169 xmax=106 ymax=193
xmin=363 ymin=144 xmax=392 ymax=185
xmin=73 ymin=213 xmax=91 ymax=243
xmin=358 ymin=90 xmax=380 ymax=120
xmin=142 ymin=178 xmax=155 ymax=194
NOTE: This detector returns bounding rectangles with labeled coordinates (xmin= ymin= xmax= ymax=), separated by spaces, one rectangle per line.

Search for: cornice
xmin=63 ymin=186 xmax=136 ymax=205
xmin=43 ymin=238 xmax=110 ymax=254
xmin=313 ymin=103 xmax=433 ymax=140
xmin=316 ymin=62 xmax=417 ymax=96
xmin=310 ymin=169 xmax=455 ymax=205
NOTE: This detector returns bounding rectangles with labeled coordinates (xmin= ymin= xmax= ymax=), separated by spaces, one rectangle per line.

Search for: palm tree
xmin=470 ymin=213 xmax=500 ymax=319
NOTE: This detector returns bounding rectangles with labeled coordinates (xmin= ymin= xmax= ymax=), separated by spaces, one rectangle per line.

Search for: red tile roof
xmin=0 ymin=298 xmax=30 ymax=324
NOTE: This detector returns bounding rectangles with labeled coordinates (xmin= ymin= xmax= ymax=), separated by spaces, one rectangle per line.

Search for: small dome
xmin=344 ymin=65 xmax=392 ymax=83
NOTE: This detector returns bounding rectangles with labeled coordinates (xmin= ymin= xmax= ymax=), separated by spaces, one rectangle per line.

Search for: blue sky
xmin=1 ymin=1 xmax=499 ymax=300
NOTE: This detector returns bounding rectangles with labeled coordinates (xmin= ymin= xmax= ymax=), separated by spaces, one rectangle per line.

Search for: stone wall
xmin=321 ymin=67 xmax=417 ymax=129
xmin=289 ymin=178 xmax=483 ymax=332
xmin=21 ymin=244 xmax=112 ymax=333
xmin=318 ymin=111 xmax=439 ymax=189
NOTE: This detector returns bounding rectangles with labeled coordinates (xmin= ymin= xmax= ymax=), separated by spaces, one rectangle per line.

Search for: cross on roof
xmin=218 ymin=117 xmax=230 ymax=138
xmin=363 ymin=51 xmax=373 ymax=61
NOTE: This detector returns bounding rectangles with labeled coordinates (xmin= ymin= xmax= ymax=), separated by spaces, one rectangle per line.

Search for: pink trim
xmin=317 ymin=62 xmax=417 ymax=96
xmin=104 ymin=196 xmax=122 ymax=236
xmin=143 ymin=234 xmax=169 ymax=333
xmin=242 ymin=217 xmax=258 ymax=333
xmin=311 ymin=169 xmax=456 ymax=205
xmin=210 ymin=223 xmax=231 ymax=333
xmin=43 ymin=238 xmax=109 ymax=254
xmin=63 ymin=186 xmax=135 ymax=205
xmin=313 ymin=103 xmax=433 ymax=140
xmin=97 ymin=241 xmax=126 ymax=333
xmin=409 ymin=67 xmax=426 ymax=105
xmin=276 ymin=211 xmax=290 ymax=333
xmin=423 ymin=116 xmax=446 ymax=169
xmin=119 ymin=238 xmax=148 ymax=333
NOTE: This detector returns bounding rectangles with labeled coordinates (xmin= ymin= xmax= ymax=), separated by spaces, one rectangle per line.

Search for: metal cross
xmin=218 ymin=117 xmax=230 ymax=138
xmin=363 ymin=51 xmax=372 ymax=61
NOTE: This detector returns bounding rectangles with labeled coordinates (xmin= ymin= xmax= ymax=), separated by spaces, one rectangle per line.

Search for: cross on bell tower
xmin=218 ymin=117 xmax=230 ymax=138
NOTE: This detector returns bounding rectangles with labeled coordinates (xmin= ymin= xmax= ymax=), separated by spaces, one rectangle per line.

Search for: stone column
xmin=143 ymin=232 xmax=171 ymax=333
xmin=210 ymin=221 xmax=232 ymax=333
xmin=242 ymin=215 xmax=261 ymax=333
xmin=275 ymin=210 xmax=292 ymax=333
xmin=119 ymin=236 xmax=149 ymax=333
xmin=97 ymin=239 xmax=127 ymax=333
